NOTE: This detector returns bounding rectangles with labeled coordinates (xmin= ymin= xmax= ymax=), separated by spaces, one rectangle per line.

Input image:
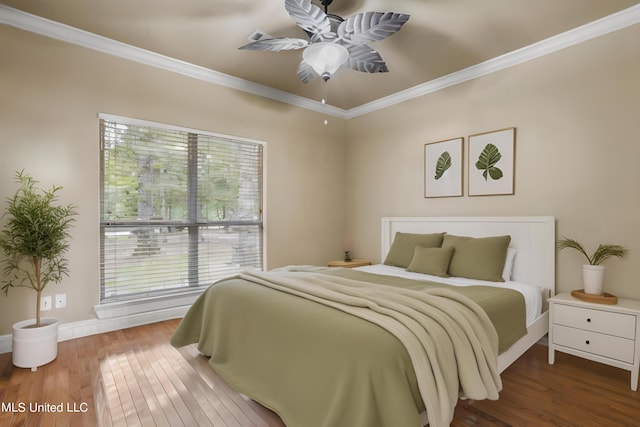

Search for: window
xmin=99 ymin=114 xmax=264 ymax=303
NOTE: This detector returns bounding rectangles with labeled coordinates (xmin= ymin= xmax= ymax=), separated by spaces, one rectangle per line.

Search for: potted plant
xmin=557 ymin=237 xmax=629 ymax=295
xmin=0 ymin=170 xmax=76 ymax=370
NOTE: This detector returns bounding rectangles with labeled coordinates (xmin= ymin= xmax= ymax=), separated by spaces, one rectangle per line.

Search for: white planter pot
xmin=12 ymin=317 xmax=59 ymax=371
xmin=582 ymin=264 xmax=606 ymax=295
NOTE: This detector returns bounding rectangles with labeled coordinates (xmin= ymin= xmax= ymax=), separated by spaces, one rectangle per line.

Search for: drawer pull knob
xmin=586 ymin=318 xmax=591 ymax=322
xmin=585 ymin=340 xmax=590 ymax=345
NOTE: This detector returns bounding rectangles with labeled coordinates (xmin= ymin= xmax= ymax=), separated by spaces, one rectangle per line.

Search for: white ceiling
xmin=2 ymin=0 xmax=639 ymax=111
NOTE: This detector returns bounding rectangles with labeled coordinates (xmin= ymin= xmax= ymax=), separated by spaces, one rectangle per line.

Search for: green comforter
xmin=171 ymin=267 xmax=527 ymax=427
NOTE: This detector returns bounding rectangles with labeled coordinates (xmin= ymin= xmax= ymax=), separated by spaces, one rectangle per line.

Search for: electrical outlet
xmin=41 ymin=296 xmax=52 ymax=311
xmin=55 ymin=293 xmax=67 ymax=309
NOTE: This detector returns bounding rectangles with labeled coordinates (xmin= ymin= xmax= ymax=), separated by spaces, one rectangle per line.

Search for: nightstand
xmin=327 ymin=259 xmax=371 ymax=268
xmin=548 ymin=292 xmax=640 ymax=391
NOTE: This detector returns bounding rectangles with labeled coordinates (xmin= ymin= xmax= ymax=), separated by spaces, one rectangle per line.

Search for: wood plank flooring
xmin=0 ymin=318 xmax=638 ymax=426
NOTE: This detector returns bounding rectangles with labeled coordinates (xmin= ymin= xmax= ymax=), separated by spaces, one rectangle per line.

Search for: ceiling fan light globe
xmin=302 ymin=42 xmax=349 ymax=79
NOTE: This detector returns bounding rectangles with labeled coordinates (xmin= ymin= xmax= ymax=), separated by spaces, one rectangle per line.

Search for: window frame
xmin=97 ymin=113 xmax=266 ymax=314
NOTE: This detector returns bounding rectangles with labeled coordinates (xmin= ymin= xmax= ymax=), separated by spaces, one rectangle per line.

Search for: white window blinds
xmin=99 ymin=115 xmax=263 ymax=303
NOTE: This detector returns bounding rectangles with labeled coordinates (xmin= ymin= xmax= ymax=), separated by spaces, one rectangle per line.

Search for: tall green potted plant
xmin=557 ymin=237 xmax=629 ymax=295
xmin=0 ymin=171 xmax=76 ymax=370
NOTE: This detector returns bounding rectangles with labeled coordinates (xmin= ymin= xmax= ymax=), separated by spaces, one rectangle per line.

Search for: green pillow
xmin=407 ymin=246 xmax=455 ymax=277
xmin=443 ymin=234 xmax=511 ymax=282
xmin=384 ymin=232 xmax=445 ymax=268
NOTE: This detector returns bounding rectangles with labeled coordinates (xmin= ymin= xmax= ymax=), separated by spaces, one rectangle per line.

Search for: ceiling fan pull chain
xmin=322 ymin=80 xmax=329 ymax=125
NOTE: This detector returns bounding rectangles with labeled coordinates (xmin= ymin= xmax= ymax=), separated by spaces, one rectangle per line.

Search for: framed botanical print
xmin=424 ymin=137 xmax=463 ymax=198
xmin=468 ymin=128 xmax=516 ymax=196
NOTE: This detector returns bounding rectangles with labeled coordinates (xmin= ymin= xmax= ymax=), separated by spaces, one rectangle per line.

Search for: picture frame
xmin=424 ymin=137 xmax=463 ymax=198
xmin=468 ymin=127 xmax=516 ymax=196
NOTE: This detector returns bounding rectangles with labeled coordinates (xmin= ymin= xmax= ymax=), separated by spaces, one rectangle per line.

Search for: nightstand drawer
xmin=553 ymin=324 xmax=635 ymax=363
xmin=554 ymin=304 xmax=636 ymax=339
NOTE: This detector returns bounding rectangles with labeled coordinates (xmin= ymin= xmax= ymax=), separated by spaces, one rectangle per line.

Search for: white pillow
xmin=502 ymin=247 xmax=517 ymax=281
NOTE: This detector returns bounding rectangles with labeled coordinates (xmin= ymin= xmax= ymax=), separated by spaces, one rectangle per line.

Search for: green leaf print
xmin=475 ymin=143 xmax=503 ymax=181
xmin=435 ymin=151 xmax=452 ymax=180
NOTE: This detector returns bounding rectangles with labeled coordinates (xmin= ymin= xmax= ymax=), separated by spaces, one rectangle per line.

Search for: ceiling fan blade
xmin=296 ymin=61 xmax=318 ymax=83
xmin=337 ymin=12 xmax=410 ymax=45
xmin=285 ymin=0 xmax=332 ymax=40
xmin=239 ymin=37 xmax=310 ymax=52
xmin=345 ymin=45 xmax=389 ymax=73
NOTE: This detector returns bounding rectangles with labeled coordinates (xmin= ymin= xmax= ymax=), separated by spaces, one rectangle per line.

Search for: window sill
xmin=94 ymin=289 xmax=205 ymax=320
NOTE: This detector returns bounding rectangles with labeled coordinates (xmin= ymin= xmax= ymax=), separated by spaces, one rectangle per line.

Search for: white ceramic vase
xmin=12 ymin=317 xmax=60 ymax=371
xmin=582 ymin=264 xmax=606 ymax=295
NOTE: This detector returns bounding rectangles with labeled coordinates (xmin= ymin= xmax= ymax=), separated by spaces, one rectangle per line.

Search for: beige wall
xmin=1 ymin=21 xmax=639 ymax=335
xmin=345 ymin=24 xmax=640 ymax=299
xmin=0 ymin=25 xmax=347 ymax=334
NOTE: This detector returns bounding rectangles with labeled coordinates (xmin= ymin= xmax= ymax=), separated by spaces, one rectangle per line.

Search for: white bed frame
xmin=381 ymin=216 xmax=556 ymax=373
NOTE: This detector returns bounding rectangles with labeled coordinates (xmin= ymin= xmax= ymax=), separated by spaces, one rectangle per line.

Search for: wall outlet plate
xmin=55 ymin=293 xmax=67 ymax=309
xmin=41 ymin=296 xmax=52 ymax=311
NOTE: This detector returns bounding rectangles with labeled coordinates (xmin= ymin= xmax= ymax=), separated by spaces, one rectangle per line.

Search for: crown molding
xmin=0 ymin=4 xmax=348 ymax=119
xmin=2 ymin=3 xmax=639 ymax=120
xmin=346 ymin=3 xmax=640 ymax=119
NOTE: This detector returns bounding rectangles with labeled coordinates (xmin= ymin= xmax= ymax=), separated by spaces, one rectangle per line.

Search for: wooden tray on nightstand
xmin=571 ymin=289 xmax=618 ymax=305
xmin=327 ymin=259 xmax=371 ymax=268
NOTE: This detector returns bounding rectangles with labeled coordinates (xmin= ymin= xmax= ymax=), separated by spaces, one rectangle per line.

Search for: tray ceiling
xmin=2 ymin=0 xmax=638 ymax=111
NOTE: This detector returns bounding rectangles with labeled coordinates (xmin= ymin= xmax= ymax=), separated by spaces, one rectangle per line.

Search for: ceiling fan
xmin=239 ymin=0 xmax=410 ymax=83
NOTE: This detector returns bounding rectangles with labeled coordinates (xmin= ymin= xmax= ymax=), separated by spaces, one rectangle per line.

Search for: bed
xmin=171 ymin=216 xmax=555 ymax=427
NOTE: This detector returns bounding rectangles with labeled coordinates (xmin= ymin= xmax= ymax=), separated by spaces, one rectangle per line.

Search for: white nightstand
xmin=548 ymin=292 xmax=640 ymax=391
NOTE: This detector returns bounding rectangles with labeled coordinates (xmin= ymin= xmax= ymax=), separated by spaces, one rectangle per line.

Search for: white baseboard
xmin=0 ymin=334 xmax=11 ymax=354
xmin=0 ymin=305 xmax=189 ymax=354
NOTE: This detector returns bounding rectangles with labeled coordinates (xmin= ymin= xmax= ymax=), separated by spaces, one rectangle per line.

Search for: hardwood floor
xmin=1 ymin=319 xmax=638 ymax=426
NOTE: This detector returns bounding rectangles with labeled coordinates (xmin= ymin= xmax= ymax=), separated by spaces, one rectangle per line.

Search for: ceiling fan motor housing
xmin=304 ymin=13 xmax=344 ymax=39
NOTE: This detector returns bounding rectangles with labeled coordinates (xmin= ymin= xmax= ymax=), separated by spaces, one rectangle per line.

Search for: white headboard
xmin=381 ymin=216 xmax=556 ymax=295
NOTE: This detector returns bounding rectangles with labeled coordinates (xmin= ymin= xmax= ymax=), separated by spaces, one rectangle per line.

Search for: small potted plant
xmin=0 ymin=170 xmax=76 ymax=370
xmin=557 ymin=237 xmax=629 ymax=295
